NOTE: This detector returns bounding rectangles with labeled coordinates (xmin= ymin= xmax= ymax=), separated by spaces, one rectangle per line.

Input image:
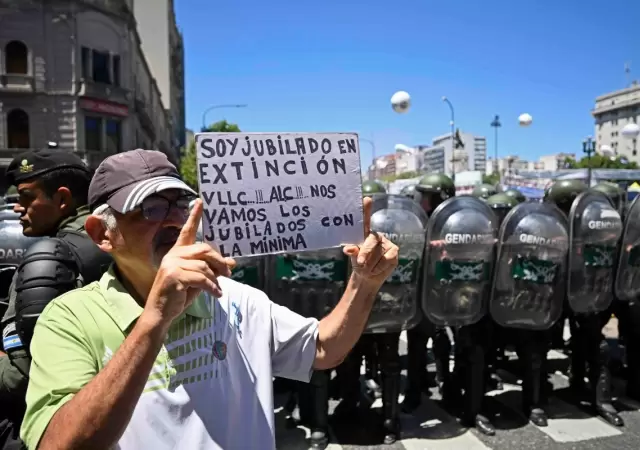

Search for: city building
xmin=538 ymin=153 xmax=575 ymax=171
xmin=592 ymin=83 xmax=640 ymax=162
xmin=133 ymin=0 xmax=186 ymax=152
xmin=0 ymin=0 xmax=176 ymax=192
xmin=368 ymin=153 xmax=396 ymax=180
xmin=485 ymin=156 xmax=530 ymax=176
xmin=431 ymin=130 xmax=486 ymax=177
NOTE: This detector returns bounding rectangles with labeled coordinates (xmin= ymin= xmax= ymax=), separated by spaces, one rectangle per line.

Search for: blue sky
xmin=176 ymin=0 xmax=639 ymax=166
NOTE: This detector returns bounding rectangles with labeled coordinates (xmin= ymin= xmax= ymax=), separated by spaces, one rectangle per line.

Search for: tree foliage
xmin=380 ymin=171 xmax=420 ymax=182
xmin=562 ymin=154 xmax=638 ymax=170
xmin=179 ymin=120 xmax=241 ymax=189
xmin=482 ymin=173 xmax=501 ymax=185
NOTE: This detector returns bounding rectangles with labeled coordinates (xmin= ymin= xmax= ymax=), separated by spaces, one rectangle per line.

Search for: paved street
xmin=275 ymin=321 xmax=640 ymax=450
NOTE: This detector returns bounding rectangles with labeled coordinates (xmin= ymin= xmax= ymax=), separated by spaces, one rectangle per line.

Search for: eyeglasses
xmin=139 ymin=195 xmax=193 ymax=222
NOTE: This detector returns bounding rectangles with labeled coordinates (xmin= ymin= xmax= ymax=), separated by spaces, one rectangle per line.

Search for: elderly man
xmin=20 ymin=149 xmax=399 ymax=450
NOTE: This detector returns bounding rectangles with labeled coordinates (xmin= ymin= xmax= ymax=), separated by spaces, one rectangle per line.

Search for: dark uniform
xmin=545 ymin=180 xmax=623 ymax=426
xmin=484 ymin=193 xmax=522 ymax=391
xmin=336 ymin=180 xmax=408 ymax=445
xmin=487 ymin=192 xmax=552 ymax=426
xmin=593 ymin=182 xmax=640 ymax=400
xmin=0 ymin=150 xmax=112 ymax=449
xmin=403 ymin=174 xmax=456 ymax=412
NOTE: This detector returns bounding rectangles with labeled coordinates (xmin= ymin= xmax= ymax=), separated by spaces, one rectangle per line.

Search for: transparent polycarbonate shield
xmin=266 ymin=247 xmax=347 ymax=319
xmin=422 ymin=196 xmax=498 ymax=327
xmin=228 ymin=256 xmax=268 ymax=291
xmin=363 ymin=194 xmax=428 ymax=333
xmin=0 ymin=220 xmax=39 ymax=266
xmin=615 ymin=194 xmax=640 ymax=301
xmin=567 ymin=191 xmax=622 ymax=313
xmin=490 ymin=202 xmax=569 ymax=330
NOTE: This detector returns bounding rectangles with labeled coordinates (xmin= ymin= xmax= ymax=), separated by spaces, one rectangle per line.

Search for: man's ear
xmin=56 ymin=187 xmax=74 ymax=212
xmin=85 ymin=215 xmax=114 ymax=253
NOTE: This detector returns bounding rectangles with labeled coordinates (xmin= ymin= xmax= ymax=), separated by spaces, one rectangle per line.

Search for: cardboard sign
xmin=195 ymin=132 xmax=364 ymax=257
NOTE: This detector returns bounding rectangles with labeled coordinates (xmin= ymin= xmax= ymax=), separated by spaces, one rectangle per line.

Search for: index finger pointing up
xmin=176 ymin=198 xmax=203 ymax=247
xmin=362 ymin=196 xmax=372 ymax=237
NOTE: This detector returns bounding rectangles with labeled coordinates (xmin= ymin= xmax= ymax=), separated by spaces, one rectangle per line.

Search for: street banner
xmin=195 ymin=132 xmax=364 ymax=257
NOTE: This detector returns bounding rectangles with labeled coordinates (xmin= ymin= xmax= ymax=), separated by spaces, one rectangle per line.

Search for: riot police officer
xmin=403 ymin=173 xmax=456 ymax=412
xmin=0 ymin=149 xmax=112 ymax=449
xmin=484 ymin=192 xmax=522 ymax=389
xmin=337 ymin=180 xmax=425 ymax=445
xmin=471 ymin=184 xmax=498 ymax=201
xmin=614 ymin=185 xmax=640 ymax=401
xmin=545 ymin=179 xmax=624 ymax=426
xmin=594 ymin=182 xmax=640 ymax=400
xmin=488 ymin=192 xmax=557 ymax=426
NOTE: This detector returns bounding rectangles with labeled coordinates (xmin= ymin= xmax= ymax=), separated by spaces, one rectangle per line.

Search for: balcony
xmin=0 ymin=74 xmax=35 ymax=93
xmin=78 ymin=79 xmax=131 ymax=105
xmin=135 ymin=97 xmax=156 ymax=141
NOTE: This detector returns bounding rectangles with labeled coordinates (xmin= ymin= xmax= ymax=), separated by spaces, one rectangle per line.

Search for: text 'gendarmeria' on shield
xmin=195 ymin=132 xmax=365 ymax=258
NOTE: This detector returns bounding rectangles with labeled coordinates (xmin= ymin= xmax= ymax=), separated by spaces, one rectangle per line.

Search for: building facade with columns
xmin=0 ymin=0 xmax=176 ymax=192
xmin=592 ymin=83 xmax=640 ymax=162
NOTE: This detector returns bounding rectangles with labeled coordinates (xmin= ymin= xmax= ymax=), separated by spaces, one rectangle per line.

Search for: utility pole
xmin=490 ymin=114 xmax=501 ymax=176
xmin=442 ymin=97 xmax=455 ymax=181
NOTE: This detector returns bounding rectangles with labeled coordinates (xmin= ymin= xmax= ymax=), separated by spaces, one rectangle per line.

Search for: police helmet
xmin=544 ymin=179 xmax=588 ymax=213
xmin=592 ymin=181 xmax=624 ymax=211
xmin=362 ymin=180 xmax=387 ymax=197
xmin=503 ymin=188 xmax=526 ymax=203
xmin=471 ymin=183 xmax=498 ymax=201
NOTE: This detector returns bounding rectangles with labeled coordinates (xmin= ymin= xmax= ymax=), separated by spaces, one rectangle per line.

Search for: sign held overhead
xmin=195 ymin=132 xmax=364 ymax=258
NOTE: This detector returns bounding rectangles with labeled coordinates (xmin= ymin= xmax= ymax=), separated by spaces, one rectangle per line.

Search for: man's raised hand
xmin=344 ymin=196 xmax=399 ymax=286
xmin=145 ymin=199 xmax=236 ymax=327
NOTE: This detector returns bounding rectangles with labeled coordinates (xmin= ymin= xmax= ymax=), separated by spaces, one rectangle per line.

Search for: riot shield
xmin=567 ymin=191 xmax=622 ymax=313
xmin=422 ymin=196 xmax=498 ymax=327
xmin=490 ymin=202 xmax=568 ymax=330
xmin=228 ymin=256 xmax=267 ymax=291
xmin=615 ymin=193 xmax=640 ymax=301
xmin=0 ymin=220 xmax=39 ymax=317
xmin=266 ymin=247 xmax=347 ymax=319
xmin=365 ymin=194 xmax=428 ymax=333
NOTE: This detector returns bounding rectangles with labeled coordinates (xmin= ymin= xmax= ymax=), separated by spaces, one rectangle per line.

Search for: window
xmin=80 ymin=47 xmax=121 ymax=86
xmin=5 ymin=40 xmax=28 ymax=74
xmin=81 ymin=46 xmax=91 ymax=79
xmin=84 ymin=117 xmax=101 ymax=151
xmin=92 ymin=50 xmax=110 ymax=84
xmin=105 ymin=119 xmax=122 ymax=153
xmin=85 ymin=117 xmax=122 ymax=153
xmin=112 ymin=55 xmax=120 ymax=87
xmin=7 ymin=109 xmax=30 ymax=148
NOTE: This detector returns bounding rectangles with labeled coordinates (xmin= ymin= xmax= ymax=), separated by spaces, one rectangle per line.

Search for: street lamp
xmin=201 ymin=104 xmax=248 ymax=131
xmin=442 ymin=96 xmax=455 ymax=180
xmin=490 ymin=115 xmax=501 ymax=175
xmin=583 ymin=136 xmax=596 ymax=186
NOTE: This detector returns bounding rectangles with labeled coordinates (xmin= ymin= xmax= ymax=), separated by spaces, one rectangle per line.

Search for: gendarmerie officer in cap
xmin=0 ymin=149 xmax=112 ymax=449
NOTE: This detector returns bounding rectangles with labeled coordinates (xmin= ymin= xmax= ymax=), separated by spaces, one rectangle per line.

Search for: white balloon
xmin=621 ymin=123 xmax=640 ymax=139
xmin=518 ymin=113 xmax=533 ymax=126
xmin=599 ymin=145 xmax=614 ymax=157
xmin=391 ymin=91 xmax=411 ymax=114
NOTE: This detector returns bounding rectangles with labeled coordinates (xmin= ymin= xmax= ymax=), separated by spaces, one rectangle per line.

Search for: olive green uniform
xmin=0 ymin=207 xmax=91 ymax=448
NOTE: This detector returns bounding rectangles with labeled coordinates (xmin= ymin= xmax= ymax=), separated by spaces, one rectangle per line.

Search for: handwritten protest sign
xmin=195 ymin=132 xmax=364 ymax=257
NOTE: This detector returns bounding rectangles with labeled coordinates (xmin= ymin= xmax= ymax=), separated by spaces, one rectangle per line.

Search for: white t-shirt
xmin=22 ymin=270 xmax=319 ymax=450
